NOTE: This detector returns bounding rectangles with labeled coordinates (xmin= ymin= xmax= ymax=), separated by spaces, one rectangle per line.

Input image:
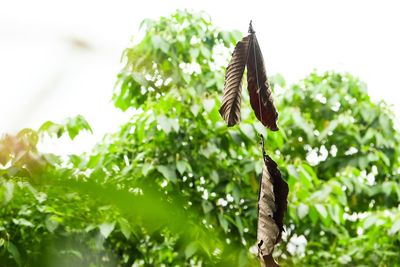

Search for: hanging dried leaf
xmin=219 ymin=36 xmax=250 ymax=126
xmin=261 ymin=254 xmax=280 ymax=267
xmin=257 ymin=154 xmax=289 ymax=266
xmin=247 ymin=35 xmax=279 ymax=131
xmin=257 ymin=161 xmax=279 ymax=256
xmin=265 ymin=154 xmax=288 ymax=240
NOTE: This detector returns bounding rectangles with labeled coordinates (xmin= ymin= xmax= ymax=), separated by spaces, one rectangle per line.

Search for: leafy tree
xmin=1 ymin=10 xmax=399 ymax=267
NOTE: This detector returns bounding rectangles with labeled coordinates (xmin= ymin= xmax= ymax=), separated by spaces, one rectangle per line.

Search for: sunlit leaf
xmin=99 ymin=222 xmax=115 ymax=238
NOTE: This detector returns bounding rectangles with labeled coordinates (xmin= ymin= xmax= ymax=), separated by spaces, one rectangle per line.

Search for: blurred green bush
xmin=1 ymin=10 xmax=399 ymax=267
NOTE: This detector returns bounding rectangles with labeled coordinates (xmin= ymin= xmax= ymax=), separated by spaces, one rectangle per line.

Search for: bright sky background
xmin=1 ymin=0 xmax=399 ymax=154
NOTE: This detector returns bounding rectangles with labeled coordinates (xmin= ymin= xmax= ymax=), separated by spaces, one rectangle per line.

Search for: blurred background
xmin=1 ymin=1 xmax=400 ymax=266
xmin=1 ymin=0 xmax=399 ymax=154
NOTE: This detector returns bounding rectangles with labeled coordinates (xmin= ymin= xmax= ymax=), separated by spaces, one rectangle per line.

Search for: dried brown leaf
xmin=257 ymin=162 xmax=279 ymax=256
xmin=219 ymin=36 xmax=250 ymax=126
xmin=247 ymin=35 xmax=279 ymax=131
xmin=257 ymin=154 xmax=289 ymax=265
xmin=265 ymin=155 xmax=289 ymax=238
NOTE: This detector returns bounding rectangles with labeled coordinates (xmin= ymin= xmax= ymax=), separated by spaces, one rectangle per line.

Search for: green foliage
xmin=1 ymin=10 xmax=400 ymax=267
xmin=114 ymin=10 xmax=240 ymax=111
xmin=39 ymin=115 xmax=93 ymax=140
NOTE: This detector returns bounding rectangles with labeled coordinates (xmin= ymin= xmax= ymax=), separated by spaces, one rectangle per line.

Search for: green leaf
xmin=382 ymin=181 xmax=393 ymax=196
xmin=235 ymin=216 xmax=244 ymax=235
xmin=38 ymin=120 xmax=64 ymax=137
xmin=238 ymin=248 xmax=248 ymax=267
xmin=203 ymin=99 xmax=215 ymax=113
xmin=17 ymin=128 xmax=39 ymax=146
xmin=239 ymin=124 xmax=255 ymax=140
xmin=253 ymin=121 xmax=267 ymax=136
xmin=218 ymin=213 xmax=229 ymax=232
xmin=7 ymin=242 xmax=22 ymax=266
xmin=99 ymin=222 xmax=115 ymax=238
xmin=189 ymin=48 xmax=200 ymax=59
xmin=142 ymin=163 xmax=154 ymax=176
xmin=328 ymin=204 xmax=341 ymax=225
xmin=297 ymin=203 xmax=309 ymax=219
xmin=315 ymin=204 xmax=327 ymax=219
xmin=210 ymin=170 xmax=219 ymax=184
xmin=185 ymin=241 xmax=198 ymax=258
xmin=202 ymin=200 xmax=213 ymax=213
xmin=176 ymin=161 xmax=188 ymax=175
xmin=298 ymin=165 xmax=314 ymax=189
xmin=156 ymin=165 xmax=177 ymax=183
xmin=190 ymin=104 xmax=200 ymax=116
xmin=200 ymin=46 xmax=211 ymax=58
xmin=151 ymin=35 xmax=170 ymax=53
xmin=389 ymin=218 xmax=400 ymax=235
xmin=65 ymin=115 xmax=92 ymax=140
xmin=157 ymin=115 xmax=172 ymax=134
xmin=39 ymin=115 xmax=92 ymax=140
xmin=118 ymin=218 xmax=132 ymax=240
xmin=271 ymin=73 xmax=286 ymax=88
xmin=12 ymin=218 xmax=34 ymax=227
xmin=45 ymin=215 xmax=59 ymax=233
xmin=199 ymin=143 xmax=218 ymax=158
xmin=0 ymin=181 xmax=14 ymax=205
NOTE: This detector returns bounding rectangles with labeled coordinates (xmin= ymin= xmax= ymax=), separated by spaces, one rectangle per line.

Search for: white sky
xmin=1 ymin=0 xmax=399 ymax=154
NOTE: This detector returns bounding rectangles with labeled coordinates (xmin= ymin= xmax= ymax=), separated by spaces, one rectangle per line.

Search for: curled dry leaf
xmin=257 ymin=154 xmax=288 ymax=266
xmin=266 ymin=155 xmax=289 ymax=238
xmin=247 ymin=35 xmax=279 ymax=131
xmin=219 ymin=36 xmax=250 ymax=126
xmin=219 ymin=29 xmax=278 ymax=131
xmin=257 ymin=161 xmax=279 ymax=256
xmin=261 ymin=254 xmax=280 ymax=267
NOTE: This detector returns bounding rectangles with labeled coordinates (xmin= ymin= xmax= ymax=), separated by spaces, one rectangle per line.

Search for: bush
xmin=1 ymin=10 xmax=399 ymax=267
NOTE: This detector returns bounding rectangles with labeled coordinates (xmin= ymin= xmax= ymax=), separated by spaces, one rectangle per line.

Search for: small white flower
xmin=216 ymin=198 xmax=228 ymax=207
xmin=357 ymin=227 xmax=364 ymax=236
xmin=202 ymin=189 xmax=209 ymax=200
xmin=161 ymin=180 xmax=168 ymax=188
xmin=330 ymin=145 xmax=338 ymax=156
